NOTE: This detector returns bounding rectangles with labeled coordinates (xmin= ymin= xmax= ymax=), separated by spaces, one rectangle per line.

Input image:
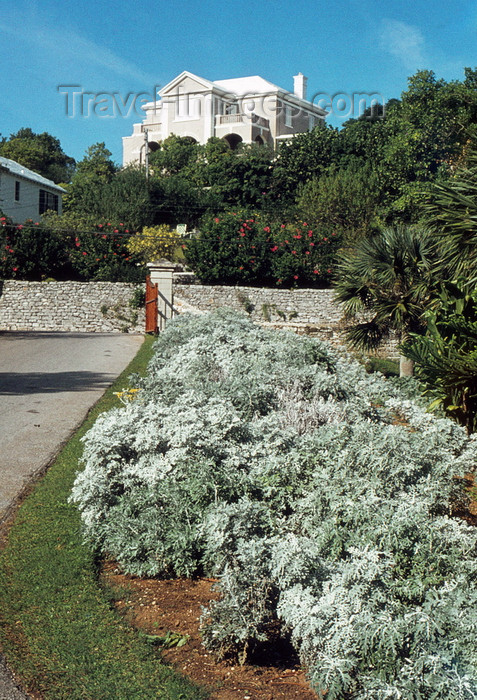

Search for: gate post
xmin=146 ymin=259 xmax=176 ymax=332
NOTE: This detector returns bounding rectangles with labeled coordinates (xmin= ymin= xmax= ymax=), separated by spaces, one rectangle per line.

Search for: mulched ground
xmin=100 ymin=562 xmax=320 ymax=700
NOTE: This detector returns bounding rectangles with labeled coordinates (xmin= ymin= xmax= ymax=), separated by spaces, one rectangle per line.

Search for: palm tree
xmin=424 ymin=143 xmax=477 ymax=287
xmin=334 ymin=226 xmax=438 ymax=376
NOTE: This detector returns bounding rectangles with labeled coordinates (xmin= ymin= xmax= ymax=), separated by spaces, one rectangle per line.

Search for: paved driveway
xmin=0 ymin=331 xmax=144 ymax=521
xmin=0 ymin=331 xmax=144 ymax=698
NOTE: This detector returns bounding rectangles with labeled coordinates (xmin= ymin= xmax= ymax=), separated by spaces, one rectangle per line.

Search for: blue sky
xmin=1 ymin=0 xmax=476 ymax=168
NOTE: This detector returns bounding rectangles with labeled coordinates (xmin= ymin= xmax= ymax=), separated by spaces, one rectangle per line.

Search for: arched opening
xmin=223 ymin=133 xmax=243 ymax=150
xmin=254 ymin=135 xmax=264 ymax=146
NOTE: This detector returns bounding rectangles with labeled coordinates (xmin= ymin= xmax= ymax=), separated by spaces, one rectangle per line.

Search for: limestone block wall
xmin=0 ymin=281 xmax=145 ymax=333
xmin=0 ymin=279 xmax=400 ymax=359
xmin=173 ymin=282 xmax=400 ymax=358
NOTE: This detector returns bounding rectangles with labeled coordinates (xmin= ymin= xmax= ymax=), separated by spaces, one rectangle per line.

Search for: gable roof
xmin=0 ymin=157 xmax=66 ymax=192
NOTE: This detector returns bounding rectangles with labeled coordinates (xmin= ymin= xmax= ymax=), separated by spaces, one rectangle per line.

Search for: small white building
xmin=0 ymin=157 xmax=66 ymax=223
xmin=123 ymin=71 xmax=327 ymax=166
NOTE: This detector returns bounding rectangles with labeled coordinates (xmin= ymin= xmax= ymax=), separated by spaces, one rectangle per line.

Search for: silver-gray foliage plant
xmin=70 ymin=308 xmax=477 ymax=698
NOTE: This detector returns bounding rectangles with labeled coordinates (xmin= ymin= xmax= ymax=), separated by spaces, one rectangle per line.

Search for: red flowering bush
xmin=67 ymin=222 xmax=144 ymax=282
xmin=184 ymin=211 xmax=341 ymax=287
xmin=0 ymin=217 xmax=69 ymax=280
xmin=0 ymin=215 xmax=145 ymax=282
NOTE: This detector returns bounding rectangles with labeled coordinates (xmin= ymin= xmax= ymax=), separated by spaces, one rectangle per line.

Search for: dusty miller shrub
xmin=71 ymin=309 xmax=477 ymax=698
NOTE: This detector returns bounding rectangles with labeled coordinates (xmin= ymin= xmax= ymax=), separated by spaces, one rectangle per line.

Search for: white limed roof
xmin=213 ymin=76 xmax=282 ymax=95
xmin=0 ymin=157 xmax=66 ymax=192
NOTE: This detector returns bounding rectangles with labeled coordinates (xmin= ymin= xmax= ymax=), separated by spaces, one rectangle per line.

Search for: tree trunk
xmin=399 ymin=354 xmax=414 ymax=377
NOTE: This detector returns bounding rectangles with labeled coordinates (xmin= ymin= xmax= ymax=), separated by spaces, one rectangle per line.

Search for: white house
xmin=0 ymin=157 xmax=66 ymax=223
xmin=123 ymin=71 xmax=327 ymax=166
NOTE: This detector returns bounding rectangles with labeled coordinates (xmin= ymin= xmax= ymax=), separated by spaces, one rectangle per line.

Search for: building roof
xmin=213 ymin=76 xmax=282 ymax=95
xmin=0 ymin=157 xmax=66 ymax=192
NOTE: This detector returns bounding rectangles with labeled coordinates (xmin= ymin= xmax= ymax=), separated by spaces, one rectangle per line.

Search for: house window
xmin=39 ymin=189 xmax=59 ymax=215
xmin=15 ymin=181 xmax=20 ymax=202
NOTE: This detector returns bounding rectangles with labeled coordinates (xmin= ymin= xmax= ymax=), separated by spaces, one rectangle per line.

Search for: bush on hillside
xmin=71 ymin=310 xmax=477 ymax=698
xmin=184 ymin=211 xmax=341 ymax=287
xmin=1 ymin=215 xmax=146 ymax=282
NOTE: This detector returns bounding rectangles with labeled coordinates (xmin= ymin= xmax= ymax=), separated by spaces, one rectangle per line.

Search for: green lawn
xmin=0 ymin=334 xmax=207 ymax=700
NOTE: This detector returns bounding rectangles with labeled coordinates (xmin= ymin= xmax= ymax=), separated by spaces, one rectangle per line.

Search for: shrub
xmin=127 ymin=224 xmax=182 ymax=264
xmin=184 ymin=211 xmax=341 ymax=287
xmin=0 ymin=217 xmax=70 ymax=280
xmin=71 ymin=310 xmax=477 ymax=697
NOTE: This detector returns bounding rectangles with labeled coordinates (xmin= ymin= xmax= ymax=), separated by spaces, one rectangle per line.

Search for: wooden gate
xmin=145 ymin=275 xmax=158 ymax=333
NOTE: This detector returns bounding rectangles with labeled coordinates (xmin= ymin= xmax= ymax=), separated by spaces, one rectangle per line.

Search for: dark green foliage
xmin=0 ymin=218 xmax=70 ymax=280
xmin=403 ymin=283 xmax=477 ymax=433
xmin=184 ymin=210 xmax=340 ymax=287
xmin=335 ymin=225 xmax=438 ymax=356
xmin=0 ymin=215 xmax=145 ymax=282
xmin=424 ymin=141 xmax=477 ymax=285
xmin=297 ymin=162 xmax=382 ymax=244
xmin=0 ymin=127 xmax=75 ymax=183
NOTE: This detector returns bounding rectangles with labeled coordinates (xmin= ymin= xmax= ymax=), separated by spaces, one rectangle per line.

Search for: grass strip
xmin=0 ymin=334 xmax=208 ymax=700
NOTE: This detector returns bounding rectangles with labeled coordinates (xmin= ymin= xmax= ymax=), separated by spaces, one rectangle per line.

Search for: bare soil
xmin=100 ymin=562 xmax=319 ymax=700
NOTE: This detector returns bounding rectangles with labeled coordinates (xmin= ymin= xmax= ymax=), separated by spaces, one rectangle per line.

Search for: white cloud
xmin=379 ymin=19 xmax=427 ymax=71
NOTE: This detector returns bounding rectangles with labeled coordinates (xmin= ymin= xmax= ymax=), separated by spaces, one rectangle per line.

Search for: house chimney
xmin=293 ymin=73 xmax=307 ymax=100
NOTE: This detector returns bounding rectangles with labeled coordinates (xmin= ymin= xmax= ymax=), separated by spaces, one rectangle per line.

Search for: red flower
xmin=240 ymin=232 xmax=246 ymax=237
xmin=281 ymin=224 xmax=286 ymax=229
xmin=102 ymin=235 xmax=107 ymax=239
xmin=308 ymin=231 xmax=313 ymax=237
xmin=291 ymin=250 xmax=297 ymax=255
xmin=310 ymin=242 xmax=315 ymax=247
xmin=293 ymin=275 xmax=299 ymax=279
xmin=214 ymin=217 xmax=220 ymax=223
xmin=12 ymin=266 xmax=18 ymax=272
xmin=313 ymin=269 xmax=320 ymax=274
xmin=114 ymin=229 xmax=119 ymax=233
xmin=270 ymin=246 xmax=279 ymax=252
xmin=293 ymin=234 xmax=302 ymax=239
xmin=82 ymin=251 xmax=87 ymax=256
xmin=305 ymin=251 xmax=310 ymax=255
xmin=263 ymin=226 xmax=271 ymax=233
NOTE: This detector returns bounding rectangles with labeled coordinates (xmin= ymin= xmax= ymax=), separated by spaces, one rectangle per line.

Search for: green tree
xmin=0 ymin=128 xmax=75 ymax=183
xmin=271 ymin=126 xmax=339 ymax=203
xmin=149 ymin=134 xmax=200 ymax=176
xmin=297 ymin=163 xmax=382 ymax=245
xmin=64 ymin=143 xmax=117 ymax=213
xmin=334 ymin=226 xmax=438 ymax=376
xmin=377 ymin=69 xmax=477 ymax=222
xmin=423 ymin=141 xmax=477 ymax=285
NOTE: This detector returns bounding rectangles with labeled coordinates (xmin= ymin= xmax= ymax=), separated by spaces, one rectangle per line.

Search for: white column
xmin=147 ymin=259 xmax=177 ymax=331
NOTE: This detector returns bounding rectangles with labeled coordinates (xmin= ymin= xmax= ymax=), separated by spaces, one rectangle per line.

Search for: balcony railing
xmin=216 ymin=113 xmax=270 ymax=129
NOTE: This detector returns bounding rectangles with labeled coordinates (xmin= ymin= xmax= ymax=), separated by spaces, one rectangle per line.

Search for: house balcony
xmin=214 ymin=113 xmax=271 ymax=146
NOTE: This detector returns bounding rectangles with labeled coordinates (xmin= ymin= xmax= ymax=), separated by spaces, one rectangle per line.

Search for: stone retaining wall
xmin=0 ymin=280 xmax=145 ymax=333
xmin=173 ymin=282 xmax=399 ymax=358
xmin=0 ymin=280 xmax=399 ymax=359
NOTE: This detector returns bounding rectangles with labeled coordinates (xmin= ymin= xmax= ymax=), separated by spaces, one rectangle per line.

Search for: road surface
xmin=0 ymin=330 xmax=144 ymax=699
